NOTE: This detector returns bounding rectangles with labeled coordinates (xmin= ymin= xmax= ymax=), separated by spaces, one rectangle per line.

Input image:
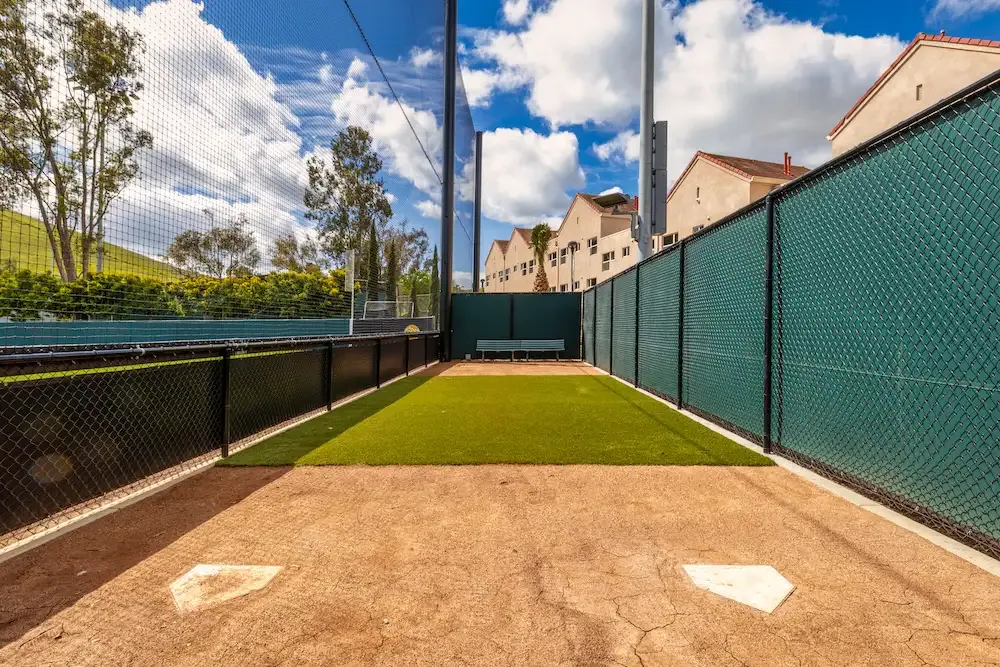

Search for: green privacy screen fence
xmin=583 ymin=70 xmax=1000 ymax=560
xmin=450 ymin=292 xmax=581 ymax=360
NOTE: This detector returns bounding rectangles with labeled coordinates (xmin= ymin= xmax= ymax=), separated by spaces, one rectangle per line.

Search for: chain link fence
xmin=585 ymin=71 xmax=1000 ymax=560
xmin=0 ymin=332 xmax=439 ymax=550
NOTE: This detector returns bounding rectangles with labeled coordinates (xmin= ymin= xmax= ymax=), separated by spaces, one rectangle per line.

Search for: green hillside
xmin=0 ymin=210 xmax=180 ymax=280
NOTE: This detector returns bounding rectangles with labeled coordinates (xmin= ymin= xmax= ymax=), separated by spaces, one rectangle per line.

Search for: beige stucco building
xmin=828 ymin=33 xmax=1000 ymax=156
xmin=665 ymin=152 xmax=807 ymax=241
xmin=484 ymin=193 xmax=640 ymax=292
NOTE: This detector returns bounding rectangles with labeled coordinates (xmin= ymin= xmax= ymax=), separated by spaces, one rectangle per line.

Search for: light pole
xmin=637 ymin=0 xmax=654 ymax=261
xmin=568 ymin=241 xmax=579 ymax=291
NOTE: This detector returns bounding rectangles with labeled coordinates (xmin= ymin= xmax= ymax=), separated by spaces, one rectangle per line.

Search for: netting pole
xmin=221 ymin=346 xmax=232 ymax=458
xmin=439 ymin=0 xmax=457 ymax=361
xmin=404 ymin=334 xmax=410 ymax=376
xmin=676 ymin=241 xmax=686 ymax=409
xmin=473 ymin=130 xmax=483 ymax=292
xmin=376 ymin=338 xmax=383 ymax=389
xmin=609 ymin=278 xmax=615 ymax=376
xmin=763 ymin=194 xmax=775 ymax=454
xmin=633 ymin=266 xmax=640 ymax=387
xmin=326 ymin=341 xmax=335 ymax=410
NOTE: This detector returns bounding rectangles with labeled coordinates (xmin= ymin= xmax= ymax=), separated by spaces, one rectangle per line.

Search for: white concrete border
xmin=604 ymin=372 xmax=1000 ymax=578
xmin=0 ymin=361 xmax=438 ymax=565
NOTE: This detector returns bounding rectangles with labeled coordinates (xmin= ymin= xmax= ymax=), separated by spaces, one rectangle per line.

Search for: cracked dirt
xmin=2 ymin=465 xmax=1000 ymax=666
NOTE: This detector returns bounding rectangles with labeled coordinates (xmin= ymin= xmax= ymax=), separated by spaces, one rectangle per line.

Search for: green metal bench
xmin=476 ymin=339 xmax=565 ymax=360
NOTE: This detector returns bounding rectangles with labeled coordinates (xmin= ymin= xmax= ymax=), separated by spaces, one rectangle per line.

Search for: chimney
xmin=633 ymin=196 xmax=639 ymax=211
xmin=783 ymin=152 xmax=791 ymax=178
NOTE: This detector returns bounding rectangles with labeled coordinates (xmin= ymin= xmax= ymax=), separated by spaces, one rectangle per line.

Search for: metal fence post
xmin=425 ymin=331 xmax=430 ymax=367
xmin=763 ymin=194 xmax=775 ymax=454
xmin=221 ymin=346 xmax=232 ymax=458
xmin=376 ymin=337 xmax=383 ymax=389
xmin=608 ymin=278 xmax=615 ymax=376
xmin=404 ymin=334 xmax=410 ymax=376
xmin=326 ymin=340 xmax=335 ymax=410
xmin=677 ymin=241 xmax=686 ymax=409
xmin=634 ymin=265 xmax=640 ymax=387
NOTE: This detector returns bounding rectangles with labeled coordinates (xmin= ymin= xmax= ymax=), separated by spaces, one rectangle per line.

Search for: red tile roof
xmin=828 ymin=32 xmax=1000 ymax=138
xmin=578 ymin=192 xmax=637 ymax=215
xmin=700 ymin=152 xmax=809 ymax=180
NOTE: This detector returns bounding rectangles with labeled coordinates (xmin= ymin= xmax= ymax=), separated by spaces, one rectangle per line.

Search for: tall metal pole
xmin=473 ymin=130 xmax=483 ymax=292
xmin=440 ymin=0 xmax=457 ymax=360
xmin=637 ymin=0 xmax=655 ymax=261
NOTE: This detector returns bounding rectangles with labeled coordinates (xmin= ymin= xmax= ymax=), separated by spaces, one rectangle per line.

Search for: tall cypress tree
xmin=365 ymin=221 xmax=379 ymax=300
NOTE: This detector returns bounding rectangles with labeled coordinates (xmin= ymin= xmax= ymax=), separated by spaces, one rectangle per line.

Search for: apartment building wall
xmin=666 ymin=159 xmax=752 ymax=240
xmin=830 ymin=40 xmax=1000 ymax=156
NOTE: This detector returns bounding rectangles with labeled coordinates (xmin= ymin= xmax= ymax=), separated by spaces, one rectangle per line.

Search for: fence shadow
xmin=0 ymin=466 xmax=286 ymax=649
xmin=219 ymin=375 xmax=432 ymax=465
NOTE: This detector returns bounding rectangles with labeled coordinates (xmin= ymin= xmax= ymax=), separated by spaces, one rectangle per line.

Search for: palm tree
xmin=529 ymin=223 xmax=552 ymax=292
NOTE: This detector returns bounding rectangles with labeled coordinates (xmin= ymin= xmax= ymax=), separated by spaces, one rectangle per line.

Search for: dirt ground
xmin=3 ymin=464 xmax=1000 ymax=666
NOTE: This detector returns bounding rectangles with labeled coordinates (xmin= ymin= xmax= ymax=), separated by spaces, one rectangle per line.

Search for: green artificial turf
xmin=220 ymin=375 xmax=773 ymax=467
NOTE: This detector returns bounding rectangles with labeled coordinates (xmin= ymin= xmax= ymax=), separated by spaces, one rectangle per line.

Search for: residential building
xmin=665 ymin=152 xmax=808 ymax=241
xmin=828 ymin=32 xmax=1000 ymax=157
xmin=483 ymin=192 xmax=638 ymax=293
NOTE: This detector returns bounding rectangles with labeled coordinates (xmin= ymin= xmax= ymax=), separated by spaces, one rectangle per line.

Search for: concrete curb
xmin=604 ymin=371 xmax=1000 ymax=578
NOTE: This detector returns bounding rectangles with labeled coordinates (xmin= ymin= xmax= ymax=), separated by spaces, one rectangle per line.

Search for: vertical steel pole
xmin=763 ymin=194 xmax=775 ymax=453
xmin=633 ymin=266 xmax=641 ymax=387
xmin=439 ymin=0 xmax=457 ymax=361
xmin=677 ymin=241 xmax=685 ymax=408
xmin=637 ymin=0 xmax=655 ymax=261
xmin=375 ymin=337 xmax=383 ymax=389
xmin=326 ymin=341 xmax=335 ymax=410
xmin=473 ymin=130 xmax=483 ymax=293
xmin=609 ymin=278 xmax=615 ymax=376
xmin=221 ymin=346 xmax=232 ymax=458
xmin=404 ymin=334 xmax=410 ymax=376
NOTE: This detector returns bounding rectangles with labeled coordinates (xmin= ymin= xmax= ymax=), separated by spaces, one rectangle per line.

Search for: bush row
xmin=0 ymin=270 xmax=351 ymax=321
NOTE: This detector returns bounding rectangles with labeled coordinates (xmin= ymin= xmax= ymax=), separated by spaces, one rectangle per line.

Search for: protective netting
xmin=611 ymin=269 xmax=637 ymax=383
xmin=584 ymin=75 xmax=1000 ymax=559
xmin=636 ymin=248 xmax=680 ymax=401
xmin=0 ymin=0 xmax=460 ymax=347
xmin=0 ymin=332 xmax=439 ymax=548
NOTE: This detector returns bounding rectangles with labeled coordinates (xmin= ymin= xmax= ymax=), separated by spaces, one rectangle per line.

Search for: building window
xmin=548 ymin=251 xmax=557 ymax=267
xmin=601 ymin=251 xmax=615 ymax=272
xmin=528 ymin=259 xmax=535 ymax=274
xmin=916 ymin=84 xmax=923 ymax=101
xmin=560 ymin=284 xmax=568 ymax=292
xmin=587 ymin=278 xmax=597 ymax=288
xmin=696 ymin=186 xmax=700 ymax=201
xmin=521 ymin=262 xmax=527 ymax=276
xmin=692 ymin=225 xmax=705 ymax=233
xmin=662 ymin=233 xmax=678 ymax=247
xmin=560 ymin=248 xmax=567 ymax=264
xmin=621 ymin=246 xmax=631 ymax=257
xmin=493 ymin=272 xmax=497 ymax=279
xmin=587 ymin=237 xmax=598 ymax=255
xmin=549 ymin=287 xmax=556 ymax=293
xmin=573 ymin=280 xmax=580 ymax=290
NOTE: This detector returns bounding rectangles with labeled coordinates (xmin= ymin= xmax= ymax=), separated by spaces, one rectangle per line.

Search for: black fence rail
xmin=584 ymin=69 xmax=1000 ymax=560
xmin=0 ymin=331 xmax=440 ymax=549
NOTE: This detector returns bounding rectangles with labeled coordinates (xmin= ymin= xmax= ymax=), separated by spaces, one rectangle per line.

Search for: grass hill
xmin=0 ymin=210 xmax=180 ymax=281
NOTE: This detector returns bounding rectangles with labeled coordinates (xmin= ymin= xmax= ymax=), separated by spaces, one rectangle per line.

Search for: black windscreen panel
xmin=229 ymin=347 xmax=326 ymax=442
xmin=332 ymin=342 xmax=378 ymax=401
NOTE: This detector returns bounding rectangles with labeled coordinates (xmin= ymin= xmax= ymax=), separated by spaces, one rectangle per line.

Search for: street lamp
xmin=567 ymin=241 xmax=580 ymax=291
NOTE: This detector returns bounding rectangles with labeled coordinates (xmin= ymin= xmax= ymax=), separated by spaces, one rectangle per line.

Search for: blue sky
xmin=89 ymin=0 xmax=1000 ymax=283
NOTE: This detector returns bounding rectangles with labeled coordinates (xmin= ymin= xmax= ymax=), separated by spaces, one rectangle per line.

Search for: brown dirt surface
xmin=2 ymin=465 xmax=1000 ymax=666
xmin=431 ymin=360 xmax=603 ymax=376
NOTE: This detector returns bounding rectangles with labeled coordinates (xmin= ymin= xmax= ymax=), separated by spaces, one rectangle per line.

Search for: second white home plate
xmin=682 ymin=564 xmax=795 ymax=613
xmin=170 ymin=564 xmax=282 ymax=614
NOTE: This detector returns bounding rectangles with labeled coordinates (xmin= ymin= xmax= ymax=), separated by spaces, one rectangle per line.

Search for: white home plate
xmin=682 ymin=564 xmax=794 ymax=613
xmin=169 ymin=564 xmax=282 ymax=614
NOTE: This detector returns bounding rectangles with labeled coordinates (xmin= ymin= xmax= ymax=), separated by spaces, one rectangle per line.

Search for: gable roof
xmin=490 ymin=239 xmax=509 ymax=255
xmin=667 ymin=151 xmax=807 ymax=202
xmin=578 ymin=193 xmax=637 ymax=215
xmin=512 ymin=227 xmax=533 ymax=245
xmin=828 ymin=32 xmax=1000 ymax=139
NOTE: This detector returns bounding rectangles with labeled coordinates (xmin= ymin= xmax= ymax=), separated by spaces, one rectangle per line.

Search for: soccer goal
xmin=363 ymin=301 xmax=415 ymax=319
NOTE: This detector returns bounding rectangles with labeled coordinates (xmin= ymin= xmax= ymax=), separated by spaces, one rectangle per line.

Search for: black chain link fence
xmin=584 ymin=70 xmax=1000 ymax=560
xmin=0 ymin=332 xmax=439 ymax=550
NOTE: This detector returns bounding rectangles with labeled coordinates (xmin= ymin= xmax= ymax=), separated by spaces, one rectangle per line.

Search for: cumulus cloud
xmin=459 ymin=127 xmax=585 ymax=225
xmin=502 ymin=0 xmax=532 ymax=25
xmin=416 ymin=200 xmax=442 ymax=219
xmin=410 ymin=47 xmax=437 ymax=69
xmin=929 ymin=0 xmax=1000 ymax=19
xmin=476 ymin=0 xmax=904 ymax=176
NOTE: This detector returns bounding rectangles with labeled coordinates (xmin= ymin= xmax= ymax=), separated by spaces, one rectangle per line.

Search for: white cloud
xmin=502 ymin=0 xmax=532 ymax=25
xmin=461 ymin=68 xmax=501 ymax=107
xmin=929 ymin=0 xmax=1000 ymax=19
xmin=410 ymin=47 xmax=437 ymax=69
xmin=593 ymin=131 xmax=639 ymax=162
xmin=598 ymin=186 xmax=624 ymax=196
xmin=477 ymin=0 xmax=904 ymax=175
xmin=460 ymin=127 xmax=584 ymax=225
xmin=416 ymin=200 xmax=442 ymax=219
xmin=317 ymin=63 xmax=334 ymax=84
xmin=346 ymin=57 xmax=368 ymax=80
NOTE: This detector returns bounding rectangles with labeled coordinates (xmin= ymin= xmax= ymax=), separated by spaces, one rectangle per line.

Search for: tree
xmin=365 ymin=220 xmax=379 ymax=300
xmin=529 ymin=223 xmax=552 ymax=293
xmin=429 ymin=246 xmax=440 ymax=319
xmin=304 ymin=126 xmax=392 ymax=277
xmin=0 ymin=0 xmax=152 ymax=281
xmin=166 ymin=211 xmax=260 ymax=278
xmin=271 ymin=233 xmax=323 ymax=273
xmin=384 ymin=236 xmax=399 ymax=301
